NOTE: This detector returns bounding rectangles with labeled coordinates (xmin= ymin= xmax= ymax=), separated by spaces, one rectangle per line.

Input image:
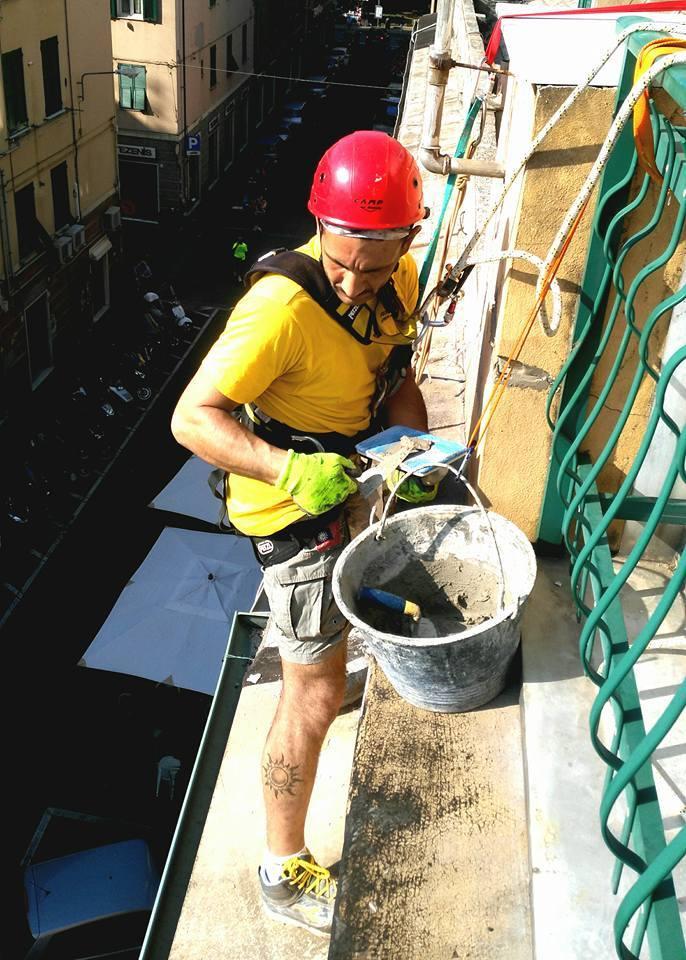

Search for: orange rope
xmin=632 ymin=37 xmax=686 ymax=184
xmin=467 ymin=196 xmax=590 ymax=451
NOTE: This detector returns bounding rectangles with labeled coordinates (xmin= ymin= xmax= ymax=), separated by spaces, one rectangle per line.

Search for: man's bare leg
xmin=262 ymin=641 xmax=347 ymax=855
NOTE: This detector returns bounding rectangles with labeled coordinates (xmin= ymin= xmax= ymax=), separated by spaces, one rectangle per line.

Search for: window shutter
xmin=51 ymin=162 xmax=71 ymax=230
xmin=111 ymin=0 xmax=117 ymax=17
xmin=119 ymin=70 xmax=133 ymax=109
xmin=2 ymin=49 xmax=28 ymax=134
xmin=15 ymin=182 xmax=38 ymax=260
xmin=143 ymin=0 xmax=159 ymax=22
xmin=132 ymin=69 xmax=146 ymax=111
xmin=41 ymin=37 xmax=63 ymax=117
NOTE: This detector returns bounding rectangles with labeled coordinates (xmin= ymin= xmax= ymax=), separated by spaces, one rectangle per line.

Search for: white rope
xmin=415 ymin=20 xmax=686 ymax=343
xmin=450 ymin=20 xmax=686 ymax=278
xmin=415 ymin=248 xmax=563 ymax=341
xmin=541 ymin=47 xmax=686 ymax=284
xmin=466 ymin=249 xmax=562 ymax=335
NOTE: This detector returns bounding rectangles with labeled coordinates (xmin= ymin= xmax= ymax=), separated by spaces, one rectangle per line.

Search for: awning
xmin=149 ymin=454 xmax=221 ymax=525
xmin=89 ymin=236 xmax=113 ymax=261
xmin=78 ymin=527 xmax=262 ymax=695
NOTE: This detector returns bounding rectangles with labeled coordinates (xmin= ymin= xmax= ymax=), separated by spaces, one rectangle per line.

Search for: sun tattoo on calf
xmin=264 ymin=753 xmax=303 ymax=799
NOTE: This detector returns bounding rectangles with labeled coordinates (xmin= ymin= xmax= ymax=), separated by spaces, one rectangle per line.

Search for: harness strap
xmin=244 ymin=249 xmax=411 ymax=346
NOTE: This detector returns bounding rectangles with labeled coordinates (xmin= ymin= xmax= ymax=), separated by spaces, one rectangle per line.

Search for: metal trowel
xmin=353 ymin=426 xmax=469 ymax=500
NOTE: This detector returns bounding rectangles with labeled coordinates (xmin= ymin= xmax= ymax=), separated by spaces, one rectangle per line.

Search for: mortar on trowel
xmin=352 ymin=426 xmax=463 ymax=500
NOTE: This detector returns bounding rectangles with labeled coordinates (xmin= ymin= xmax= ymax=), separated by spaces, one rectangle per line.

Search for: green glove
xmin=388 ymin=469 xmax=439 ymax=504
xmin=275 ymin=449 xmax=358 ymax=516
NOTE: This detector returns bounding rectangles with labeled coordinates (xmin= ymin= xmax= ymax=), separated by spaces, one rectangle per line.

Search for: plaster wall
xmin=0 ymin=0 xmax=116 ymax=268
xmin=585 ymin=173 xmax=685 ymax=494
xmin=111 ymin=0 xmax=252 ymax=137
xmin=475 ymin=85 xmax=616 ymax=540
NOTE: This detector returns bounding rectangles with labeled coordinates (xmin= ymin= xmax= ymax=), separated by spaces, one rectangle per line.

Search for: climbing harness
xmin=245 ymin=249 xmax=416 ymax=346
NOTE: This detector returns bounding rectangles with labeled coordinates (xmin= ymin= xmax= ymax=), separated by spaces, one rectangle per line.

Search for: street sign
xmin=185 ymin=133 xmax=201 ymax=156
xmin=375 ymin=4 xmax=383 ymax=18
xmin=118 ymin=144 xmax=156 ymax=160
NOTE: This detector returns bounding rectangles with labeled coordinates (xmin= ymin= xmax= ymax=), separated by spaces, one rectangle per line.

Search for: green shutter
xmin=119 ymin=65 xmax=146 ymax=111
xmin=132 ymin=68 xmax=146 ymax=110
xmin=143 ymin=0 xmax=159 ymax=22
xmin=2 ymin=49 xmax=28 ymax=134
xmin=119 ymin=69 xmax=133 ymax=109
xmin=41 ymin=37 xmax=63 ymax=117
xmin=111 ymin=0 xmax=117 ymax=17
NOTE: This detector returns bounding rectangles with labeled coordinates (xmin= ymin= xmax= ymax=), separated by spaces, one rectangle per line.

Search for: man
xmin=231 ymin=235 xmax=248 ymax=283
xmin=171 ymin=131 xmax=436 ymax=936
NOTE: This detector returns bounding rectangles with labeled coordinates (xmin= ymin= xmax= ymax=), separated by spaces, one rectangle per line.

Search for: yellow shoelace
xmin=282 ymin=856 xmax=337 ymax=901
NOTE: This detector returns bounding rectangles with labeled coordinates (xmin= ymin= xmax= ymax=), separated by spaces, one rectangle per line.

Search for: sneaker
xmin=259 ymin=853 xmax=337 ymax=936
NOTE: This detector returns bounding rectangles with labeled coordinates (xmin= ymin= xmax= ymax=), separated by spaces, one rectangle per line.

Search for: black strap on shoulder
xmin=244 ymin=249 xmax=405 ymax=346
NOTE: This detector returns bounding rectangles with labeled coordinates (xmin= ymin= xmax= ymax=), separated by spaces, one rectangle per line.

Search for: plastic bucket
xmin=332 ymin=505 xmax=537 ymax=713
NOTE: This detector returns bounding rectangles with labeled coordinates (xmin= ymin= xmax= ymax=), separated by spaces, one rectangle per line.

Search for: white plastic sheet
xmin=79 ymin=527 xmax=262 ymax=695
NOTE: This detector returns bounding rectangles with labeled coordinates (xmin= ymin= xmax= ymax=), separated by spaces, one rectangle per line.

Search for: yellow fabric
xmin=200 ymin=234 xmax=418 ymax=535
xmin=633 ymin=38 xmax=686 ymax=185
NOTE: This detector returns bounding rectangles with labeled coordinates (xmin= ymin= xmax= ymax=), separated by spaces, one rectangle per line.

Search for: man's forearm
xmin=171 ymin=405 xmax=288 ymax=485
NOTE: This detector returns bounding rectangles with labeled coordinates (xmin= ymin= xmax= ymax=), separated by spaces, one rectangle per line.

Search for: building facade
xmin=0 ymin=0 xmax=120 ymax=415
xmin=111 ymin=0 xmax=254 ymax=225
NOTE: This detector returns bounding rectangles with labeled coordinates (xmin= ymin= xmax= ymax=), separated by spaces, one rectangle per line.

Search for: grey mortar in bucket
xmin=332 ymin=505 xmax=537 ymax=713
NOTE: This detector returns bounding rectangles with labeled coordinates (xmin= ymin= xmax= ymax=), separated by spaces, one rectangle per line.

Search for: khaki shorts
xmin=261 ymin=522 xmax=351 ymax=665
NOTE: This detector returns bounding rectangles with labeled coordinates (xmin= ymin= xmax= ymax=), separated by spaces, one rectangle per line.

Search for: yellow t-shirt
xmin=200 ymin=234 xmax=419 ymax=536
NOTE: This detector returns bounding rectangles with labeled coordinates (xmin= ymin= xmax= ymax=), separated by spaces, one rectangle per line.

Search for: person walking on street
xmin=171 ymin=131 xmax=438 ymax=938
xmin=231 ymin=236 xmax=248 ymax=283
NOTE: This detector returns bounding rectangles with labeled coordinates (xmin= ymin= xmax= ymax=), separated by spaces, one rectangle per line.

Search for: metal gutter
xmin=139 ymin=611 xmax=268 ymax=960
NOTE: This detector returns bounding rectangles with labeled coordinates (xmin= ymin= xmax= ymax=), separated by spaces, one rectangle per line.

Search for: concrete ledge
xmin=521 ymin=555 xmax=686 ymax=957
xmin=167 ymin=662 xmax=361 ymax=959
xmin=330 ymin=663 xmax=532 ymax=960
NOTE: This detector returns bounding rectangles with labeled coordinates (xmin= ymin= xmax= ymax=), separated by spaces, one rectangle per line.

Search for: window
xmin=118 ymin=64 xmax=146 ymax=111
xmin=15 ymin=183 xmax=38 ymax=261
xmin=208 ymin=128 xmax=218 ymax=184
xmin=51 ymin=162 xmax=70 ymax=231
xmin=113 ymin=0 xmax=159 ymax=21
xmin=237 ymin=93 xmax=248 ymax=150
xmin=24 ymin=293 xmax=53 ymax=388
xmin=41 ymin=37 xmax=63 ymax=117
xmin=209 ymin=45 xmax=217 ymax=88
xmin=226 ymin=34 xmax=238 ymax=74
xmin=116 ymin=0 xmax=143 ymax=17
xmin=241 ymin=24 xmax=248 ymax=64
xmin=223 ymin=108 xmax=234 ymax=168
xmin=2 ymin=49 xmax=28 ymax=135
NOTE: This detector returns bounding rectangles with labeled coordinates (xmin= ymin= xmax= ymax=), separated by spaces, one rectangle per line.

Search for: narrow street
xmin=3 ymin=24 xmax=410 ymax=957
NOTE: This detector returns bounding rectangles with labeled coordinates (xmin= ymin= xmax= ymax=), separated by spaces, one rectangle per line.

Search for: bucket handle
xmin=374 ymin=451 xmax=507 ymax=615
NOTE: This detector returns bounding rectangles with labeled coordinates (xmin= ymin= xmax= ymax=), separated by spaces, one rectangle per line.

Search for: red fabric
xmin=484 ymin=1 xmax=686 ymax=63
xmin=307 ymin=130 xmax=425 ymax=229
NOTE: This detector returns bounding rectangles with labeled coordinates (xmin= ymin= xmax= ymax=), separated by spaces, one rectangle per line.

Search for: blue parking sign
xmin=185 ymin=134 xmax=201 ymax=156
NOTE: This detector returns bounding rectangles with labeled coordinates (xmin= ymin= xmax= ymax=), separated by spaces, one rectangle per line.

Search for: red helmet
xmin=307 ymin=130 xmax=425 ymax=231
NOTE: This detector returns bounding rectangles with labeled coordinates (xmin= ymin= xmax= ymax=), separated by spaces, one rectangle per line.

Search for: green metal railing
xmin=539 ymin=28 xmax=686 ymax=960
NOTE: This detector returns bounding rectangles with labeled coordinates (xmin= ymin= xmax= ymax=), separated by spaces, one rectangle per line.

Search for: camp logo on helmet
xmin=358 ymin=198 xmax=384 ymax=211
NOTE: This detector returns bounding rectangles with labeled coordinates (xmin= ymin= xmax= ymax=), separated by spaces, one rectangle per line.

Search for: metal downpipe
xmin=420 ymin=0 xmax=505 ymax=180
